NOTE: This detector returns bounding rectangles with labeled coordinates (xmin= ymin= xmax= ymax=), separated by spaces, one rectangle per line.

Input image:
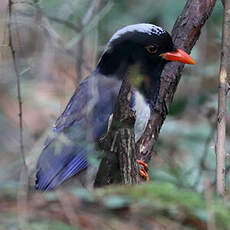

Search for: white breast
xmin=134 ymin=91 xmax=151 ymax=141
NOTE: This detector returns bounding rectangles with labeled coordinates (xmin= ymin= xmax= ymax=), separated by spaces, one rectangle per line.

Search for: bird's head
xmin=96 ymin=23 xmax=195 ymax=105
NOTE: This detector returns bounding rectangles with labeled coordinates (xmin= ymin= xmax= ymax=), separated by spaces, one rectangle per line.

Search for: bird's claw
xmin=137 ymin=160 xmax=149 ymax=182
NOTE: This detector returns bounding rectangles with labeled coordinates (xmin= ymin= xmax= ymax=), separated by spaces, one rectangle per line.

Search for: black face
xmin=96 ymin=24 xmax=176 ymax=106
xmin=111 ymin=29 xmax=175 ymax=60
xmin=97 ymin=27 xmax=176 ymax=77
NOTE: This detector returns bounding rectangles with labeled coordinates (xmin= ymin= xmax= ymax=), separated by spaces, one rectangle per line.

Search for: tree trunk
xmin=95 ymin=0 xmax=217 ymax=186
xmin=215 ymin=0 xmax=230 ymax=197
xmin=94 ymin=77 xmax=141 ymax=187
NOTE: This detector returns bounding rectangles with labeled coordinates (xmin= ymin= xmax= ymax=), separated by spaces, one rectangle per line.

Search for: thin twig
xmin=76 ymin=0 xmax=101 ymax=83
xmin=193 ymin=125 xmax=215 ymax=188
xmin=215 ymin=0 xmax=230 ymax=197
xmin=20 ymin=11 xmax=81 ymax=33
xmin=76 ymin=37 xmax=84 ymax=82
xmin=82 ymin=0 xmax=102 ymax=26
xmin=8 ymin=1 xmax=29 ymax=229
xmin=65 ymin=1 xmax=113 ymax=50
xmin=44 ymin=15 xmax=81 ymax=32
xmin=8 ymin=0 xmax=26 ymax=168
xmin=76 ymin=0 xmax=113 ymax=83
xmin=28 ymin=5 xmax=94 ymax=76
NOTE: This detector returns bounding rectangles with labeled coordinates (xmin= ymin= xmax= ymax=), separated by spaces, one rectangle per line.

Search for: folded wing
xmin=36 ymin=74 xmax=121 ymax=190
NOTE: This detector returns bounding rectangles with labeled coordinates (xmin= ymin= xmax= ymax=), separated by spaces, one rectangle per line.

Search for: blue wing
xmin=36 ymin=74 xmax=121 ymax=190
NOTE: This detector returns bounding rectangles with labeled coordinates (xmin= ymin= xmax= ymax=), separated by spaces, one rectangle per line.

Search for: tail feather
xmin=35 ymin=146 xmax=88 ymax=191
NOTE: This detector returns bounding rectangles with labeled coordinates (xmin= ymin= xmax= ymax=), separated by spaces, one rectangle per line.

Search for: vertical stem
xmin=8 ymin=0 xmax=26 ymax=167
xmin=76 ymin=36 xmax=84 ymax=83
xmin=75 ymin=0 xmax=101 ymax=84
xmin=8 ymin=1 xmax=29 ymax=229
xmin=216 ymin=0 xmax=230 ymax=196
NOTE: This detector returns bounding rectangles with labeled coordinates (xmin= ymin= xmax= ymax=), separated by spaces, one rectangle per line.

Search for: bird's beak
xmin=160 ymin=49 xmax=196 ymax=65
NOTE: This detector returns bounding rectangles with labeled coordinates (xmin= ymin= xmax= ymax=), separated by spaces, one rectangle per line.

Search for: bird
xmin=35 ymin=23 xmax=195 ymax=191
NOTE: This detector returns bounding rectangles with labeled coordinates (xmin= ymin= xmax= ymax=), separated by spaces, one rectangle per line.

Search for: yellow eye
xmin=145 ymin=45 xmax=158 ymax=54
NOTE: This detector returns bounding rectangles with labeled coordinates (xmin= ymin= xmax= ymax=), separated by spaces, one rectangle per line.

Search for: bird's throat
xmin=127 ymin=63 xmax=163 ymax=107
xmin=97 ymin=52 xmax=165 ymax=108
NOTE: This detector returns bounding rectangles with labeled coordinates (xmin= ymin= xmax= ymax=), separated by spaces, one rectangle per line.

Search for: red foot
xmin=137 ymin=160 xmax=149 ymax=182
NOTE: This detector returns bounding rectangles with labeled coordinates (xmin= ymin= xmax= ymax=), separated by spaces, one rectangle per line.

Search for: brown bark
xmin=136 ymin=0 xmax=217 ymax=163
xmin=94 ymin=77 xmax=141 ymax=187
xmin=215 ymin=0 xmax=230 ymax=197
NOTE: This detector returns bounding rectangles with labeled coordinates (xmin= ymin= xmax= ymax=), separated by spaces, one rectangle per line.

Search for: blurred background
xmin=0 ymin=0 xmax=227 ymax=192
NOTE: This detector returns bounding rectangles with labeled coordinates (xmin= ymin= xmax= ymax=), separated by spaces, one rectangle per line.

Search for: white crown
xmin=109 ymin=23 xmax=166 ymax=43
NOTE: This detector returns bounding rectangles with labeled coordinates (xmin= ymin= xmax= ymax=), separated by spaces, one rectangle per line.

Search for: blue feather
xmin=35 ymin=74 xmax=120 ymax=190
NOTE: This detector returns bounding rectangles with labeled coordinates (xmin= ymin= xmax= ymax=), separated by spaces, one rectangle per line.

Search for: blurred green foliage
xmin=96 ymin=182 xmax=230 ymax=229
xmin=2 ymin=182 xmax=230 ymax=229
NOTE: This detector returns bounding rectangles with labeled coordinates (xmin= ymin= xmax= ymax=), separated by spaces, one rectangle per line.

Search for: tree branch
xmin=215 ymin=0 xmax=230 ymax=197
xmin=94 ymin=77 xmax=141 ymax=187
xmin=76 ymin=0 xmax=102 ymax=83
xmin=136 ymin=0 xmax=217 ymax=163
xmin=65 ymin=1 xmax=113 ymax=50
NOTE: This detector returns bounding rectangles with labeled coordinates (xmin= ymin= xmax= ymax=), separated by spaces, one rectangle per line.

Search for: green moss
xmin=95 ymin=182 xmax=230 ymax=229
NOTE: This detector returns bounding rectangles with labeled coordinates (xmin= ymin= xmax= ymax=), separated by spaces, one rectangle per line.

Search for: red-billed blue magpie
xmin=35 ymin=24 xmax=195 ymax=191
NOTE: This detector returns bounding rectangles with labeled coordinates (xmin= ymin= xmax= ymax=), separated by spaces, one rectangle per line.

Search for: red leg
xmin=137 ymin=160 xmax=149 ymax=182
